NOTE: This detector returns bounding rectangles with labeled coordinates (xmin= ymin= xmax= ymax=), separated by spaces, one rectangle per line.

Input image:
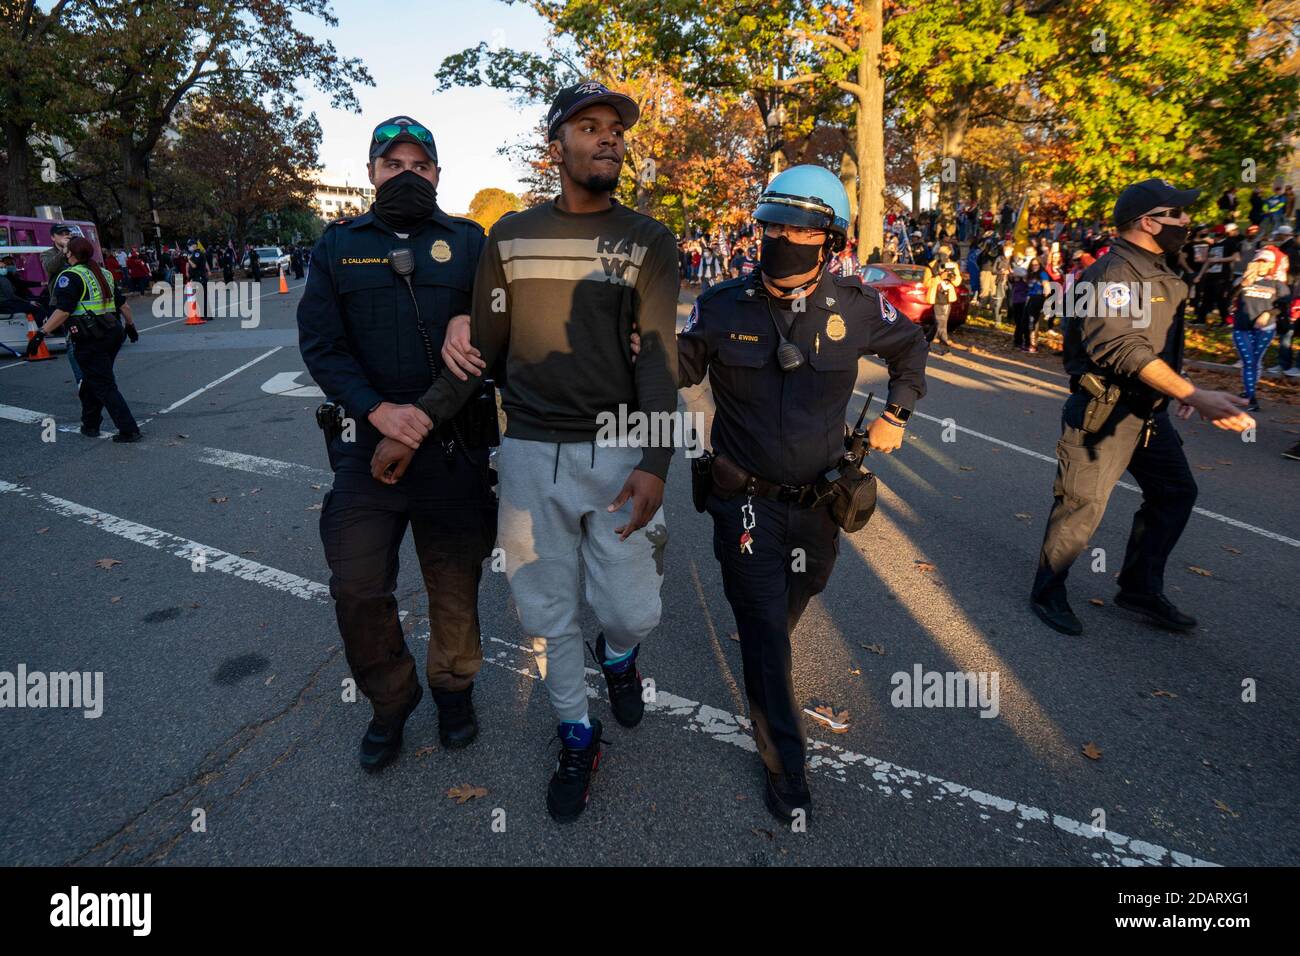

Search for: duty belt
xmin=712 ymin=454 xmax=817 ymax=505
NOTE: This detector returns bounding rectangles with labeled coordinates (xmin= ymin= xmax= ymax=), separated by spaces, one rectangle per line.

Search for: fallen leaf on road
xmin=1195 ymin=464 xmax=1214 ymax=471
xmin=1152 ymin=689 xmax=1177 ymax=699
xmin=1187 ymin=566 xmax=1213 ymax=577
xmin=1215 ymin=459 xmax=1232 ymax=465
xmin=1081 ymin=742 xmax=1103 ymax=761
xmin=94 ymin=558 xmax=121 ymax=570
xmin=751 ymin=827 xmax=774 ymax=840
xmin=412 ymin=745 xmax=436 ymax=759
xmin=210 ymin=496 xmax=228 ymax=504
xmin=1014 ymin=512 xmax=1032 ymax=520
xmin=305 ymin=503 xmax=322 ymax=511
xmin=959 ymin=465 xmax=976 ymax=472
xmin=915 ymin=560 xmax=936 ymax=573
xmin=35 ymin=527 xmax=48 ymax=534
xmin=735 ymin=794 xmax=748 ymax=801
xmin=190 ymin=602 xmax=201 ymax=608
xmin=860 ymin=643 xmax=885 ymax=656
xmin=264 ymin=675 xmax=275 ymax=686
xmin=241 ymin=549 xmax=258 ymax=555
xmin=1221 ymin=545 xmax=1241 ymax=555
xmin=848 ymin=667 xmax=861 ymax=676
xmin=310 ymin=483 xmax=322 ymax=490
xmin=1088 ymin=598 xmax=1104 ymax=606
xmin=804 ymin=702 xmax=850 ymax=733
xmin=1213 ymin=799 xmax=1239 ymax=818
xmin=447 ymin=784 xmax=488 ymax=804
xmin=109 ymin=596 xmax=122 ymax=604
xmin=249 ymin=488 xmax=261 ymax=495
xmin=728 ymin=632 xmax=740 ymax=642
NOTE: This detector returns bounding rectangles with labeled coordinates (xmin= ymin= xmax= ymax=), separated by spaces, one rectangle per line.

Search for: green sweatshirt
xmin=416 ymin=198 xmax=681 ymax=479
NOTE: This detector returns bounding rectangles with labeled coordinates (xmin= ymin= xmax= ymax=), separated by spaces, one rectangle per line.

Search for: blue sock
xmin=559 ymin=718 xmax=593 ymax=749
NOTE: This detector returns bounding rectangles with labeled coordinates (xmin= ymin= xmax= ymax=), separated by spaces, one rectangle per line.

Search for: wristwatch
xmin=884 ymin=402 xmax=912 ymax=424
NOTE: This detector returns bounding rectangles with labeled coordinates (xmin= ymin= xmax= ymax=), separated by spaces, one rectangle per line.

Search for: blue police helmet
xmin=754 ymin=165 xmax=851 ymax=250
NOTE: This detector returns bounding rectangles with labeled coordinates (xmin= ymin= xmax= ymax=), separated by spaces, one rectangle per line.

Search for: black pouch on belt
xmin=690 ymin=450 xmax=714 ymax=512
xmin=452 ymin=378 xmax=501 ymax=448
xmin=826 ymin=462 xmax=878 ymax=533
xmin=710 ymin=454 xmax=749 ymax=499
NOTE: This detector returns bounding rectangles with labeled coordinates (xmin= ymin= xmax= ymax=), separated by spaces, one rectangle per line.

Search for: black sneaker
xmin=546 ymin=719 xmax=602 ymax=823
xmin=112 ymin=431 xmax=143 ymax=443
xmin=1114 ymin=592 xmax=1197 ymax=632
xmin=588 ymin=634 xmax=644 ymax=728
xmin=358 ymin=684 xmax=423 ymax=773
xmin=79 ymin=426 xmax=100 ymax=438
xmin=1283 ymin=441 xmax=1300 ymax=461
xmin=764 ymin=769 xmax=812 ymax=827
xmin=1030 ymin=592 xmax=1083 ymax=636
xmin=432 ymin=685 xmax=478 ymax=749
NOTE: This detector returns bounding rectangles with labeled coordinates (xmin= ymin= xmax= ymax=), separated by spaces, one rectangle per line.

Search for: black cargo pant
xmin=73 ymin=324 xmax=139 ymax=435
xmin=707 ymin=492 xmax=839 ymax=775
xmin=320 ymin=446 xmax=496 ymax=722
xmin=1033 ymin=392 xmax=1197 ymax=602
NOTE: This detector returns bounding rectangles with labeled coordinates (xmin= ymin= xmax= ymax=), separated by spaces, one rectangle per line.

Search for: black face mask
xmin=1153 ymin=221 xmax=1188 ymax=255
xmin=372 ymin=170 xmax=437 ymax=232
xmin=760 ymin=234 xmax=824 ymax=280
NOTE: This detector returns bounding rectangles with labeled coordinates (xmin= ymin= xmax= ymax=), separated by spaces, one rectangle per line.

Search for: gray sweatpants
xmin=497 ymin=437 xmax=667 ymax=722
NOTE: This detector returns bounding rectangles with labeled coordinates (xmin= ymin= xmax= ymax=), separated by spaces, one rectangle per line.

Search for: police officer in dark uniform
xmin=1031 ymin=179 xmax=1255 ymax=636
xmin=186 ymin=239 xmax=209 ymax=321
xmin=677 ymin=166 xmax=929 ymax=824
xmin=297 ymin=116 xmax=497 ymax=772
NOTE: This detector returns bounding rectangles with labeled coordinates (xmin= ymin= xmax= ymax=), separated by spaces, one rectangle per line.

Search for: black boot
xmin=1030 ymin=591 xmax=1083 ymax=636
xmin=546 ymin=719 xmax=603 ymax=823
xmin=1114 ymin=592 xmax=1197 ymax=632
xmin=764 ymin=769 xmax=812 ymax=826
xmin=588 ymin=634 xmax=645 ymax=728
xmin=432 ymin=685 xmax=478 ymax=749
xmin=358 ymin=684 xmax=422 ymax=773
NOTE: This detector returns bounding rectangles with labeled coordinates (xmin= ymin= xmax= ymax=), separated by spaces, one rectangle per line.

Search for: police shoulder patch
xmin=56 ymin=275 xmax=70 ymax=288
xmin=683 ymin=301 xmax=700 ymax=333
xmin=878 ymin=290 xmax=899 ymax=324
xmin=1103 ymin=282 xmax=1131 ymax=310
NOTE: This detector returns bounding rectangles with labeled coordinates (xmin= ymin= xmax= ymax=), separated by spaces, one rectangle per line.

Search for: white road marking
xmin=854 ymin=389 xmax=1300 ymax=548
xmin=0 ymin=476 xmax=1219 ymax=865
xmin=136 ymin=317 xmax=187 ymax=333
xmin=0 ymin=403 xmax=46 ymax=423
xmin=193 ymin=446 xmax=330 ymax=483
xmin=0 ymin=479 xmax=327 ymax=602
xmin=260 ymin=370 xmax=324 ymax=398
xmin=154 ymin=346 xmax=283 ymax=415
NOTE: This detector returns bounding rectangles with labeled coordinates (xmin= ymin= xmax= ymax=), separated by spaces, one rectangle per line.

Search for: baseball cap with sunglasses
xmin=369 ymin=116 xmax=438 ymax=163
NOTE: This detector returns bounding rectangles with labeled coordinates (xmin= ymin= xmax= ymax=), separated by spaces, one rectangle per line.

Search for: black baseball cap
xmin=1113 ymin=178 xmax=1200 ymax=226
xmin=546 ymin=81 xmax=639 ymax=141
xmin=368 ymin=116 xmax=438 ymax=163
xmin=50 ymin=223 xmax=72 ymax=235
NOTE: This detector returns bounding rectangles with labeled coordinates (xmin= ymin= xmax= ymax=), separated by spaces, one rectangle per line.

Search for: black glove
xmin=125 ymin=324 xmax=139 ymax=343
xmin=24 ymin=331 xmax=45 ymax=358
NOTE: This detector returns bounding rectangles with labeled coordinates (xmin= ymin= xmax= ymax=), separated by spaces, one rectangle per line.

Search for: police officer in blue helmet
xmin=677 ymin=165 xmax=930 ymax=825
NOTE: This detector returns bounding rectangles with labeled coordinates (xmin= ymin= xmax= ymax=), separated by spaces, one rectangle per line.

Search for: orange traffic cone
xmin=183 ymin=281 xmax=206 ymax=325
xmin=278 ymin=268 xmax=289 ymax=294
xmin=24 ymin=314 xmax=53 ymax=361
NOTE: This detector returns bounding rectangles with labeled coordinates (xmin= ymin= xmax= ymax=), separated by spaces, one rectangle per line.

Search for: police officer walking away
xmin=677 ymin=166 xmax=929 ymax=824
xmin=1031 ymin=180 xmax=1255 ymax=636
xmin=297 ymin=116 xmax=496 ymax=772
xmin=27 ymin=236 xmax=142 ymax=441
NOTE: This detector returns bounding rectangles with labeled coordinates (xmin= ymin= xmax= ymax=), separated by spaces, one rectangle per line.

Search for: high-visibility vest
xmin=58 ymin=263 xmax=115 ymax=317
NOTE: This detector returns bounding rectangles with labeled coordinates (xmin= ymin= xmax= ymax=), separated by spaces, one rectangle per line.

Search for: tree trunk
xmin=936 ymin=94 xmax=971 ymax=238
xmin=118 ymin=134 xmax=148 ymax=249
xmin=855 ymin=0 xmax=885 ymax=260
xmin=5 ymin=120 xmax=33 ymax=215
xmin=840 ymin=150 xmax=859 ymax=235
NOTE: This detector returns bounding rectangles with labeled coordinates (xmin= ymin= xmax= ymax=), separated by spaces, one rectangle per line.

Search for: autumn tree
xmin=467 ymin=187 xmax=524 ymax=230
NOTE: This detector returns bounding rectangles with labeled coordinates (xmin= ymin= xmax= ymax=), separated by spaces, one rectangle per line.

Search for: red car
xmin=859 ymin=262 xmax=969 ymax=339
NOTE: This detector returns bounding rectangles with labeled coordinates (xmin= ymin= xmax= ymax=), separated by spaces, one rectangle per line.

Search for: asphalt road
xmin=1 ymin=276 xmax=1296 ymax=867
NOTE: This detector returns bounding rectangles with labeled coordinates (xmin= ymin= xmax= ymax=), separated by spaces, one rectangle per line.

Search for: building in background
xmin=311 ymin=173 xmax=375 ymax=220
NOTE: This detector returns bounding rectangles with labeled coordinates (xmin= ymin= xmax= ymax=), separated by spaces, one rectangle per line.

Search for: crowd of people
xmin=683 ymin=178 xmax=1300 ymax=414
xmin=93 ymin=239 xmax=315 ymax=294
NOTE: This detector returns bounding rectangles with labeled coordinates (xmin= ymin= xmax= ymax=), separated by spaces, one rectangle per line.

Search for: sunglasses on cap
xmin=1143 ymin=206 xmax=1186 ymax=220
xmin=372 ymin=121 xmax=434 ymax=146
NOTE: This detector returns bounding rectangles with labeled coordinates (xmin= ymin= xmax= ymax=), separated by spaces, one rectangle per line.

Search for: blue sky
xmin=296 ymin=0 xmax=553 ymax=213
